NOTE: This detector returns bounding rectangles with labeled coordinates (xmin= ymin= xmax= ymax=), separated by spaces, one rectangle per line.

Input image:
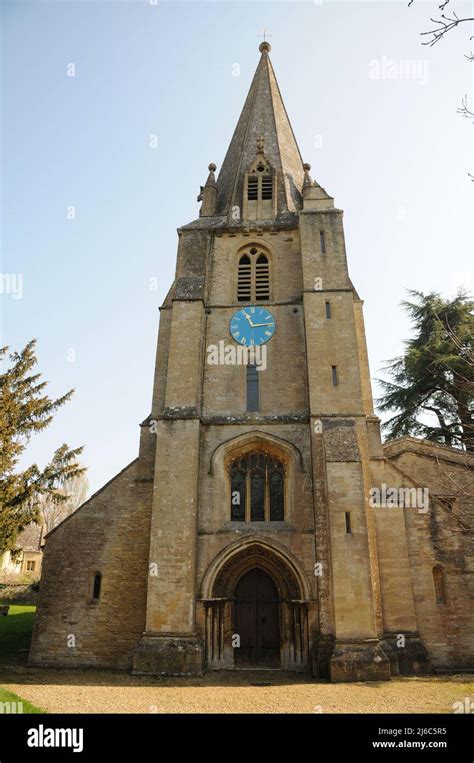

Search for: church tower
xmin=36 ymin=42 xmax=470 ymax=683
xmin=131 ymin=41 xmax=392 ymax=681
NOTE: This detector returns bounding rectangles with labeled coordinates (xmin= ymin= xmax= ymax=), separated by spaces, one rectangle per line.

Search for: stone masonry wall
xmin=29 ymin=460 xmax=152 ymax=669
xmin=389 ymin=443 xmax=473 ymax=668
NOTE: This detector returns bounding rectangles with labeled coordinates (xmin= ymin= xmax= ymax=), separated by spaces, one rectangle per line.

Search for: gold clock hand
xmin=251 ymin=322 xmax=274 ymax=328
xmin=243 ymin=312 xmax=256 ymax=328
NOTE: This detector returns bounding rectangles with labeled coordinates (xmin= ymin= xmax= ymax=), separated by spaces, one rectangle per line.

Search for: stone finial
xmin=205 ymin=163 xmax=217 ymax=187
xmin=301 ymin=162 xmax=335 ymax=210
xmin=302 ymin=162 xmax=314 ymax=190
xmin=198 ymin=163 xmax=218 ymax=217
xmin=259 ymin=41 xmax=271 ymax=54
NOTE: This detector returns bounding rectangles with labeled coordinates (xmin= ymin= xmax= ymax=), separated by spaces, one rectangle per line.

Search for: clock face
xmin=230 ymin=306 xmax=276 ymax=346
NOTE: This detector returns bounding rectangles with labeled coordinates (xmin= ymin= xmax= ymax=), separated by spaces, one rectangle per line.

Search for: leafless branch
xmin=458 ymin=94 xmax=474 ymax=119
xmin=420 ymin=13 xmax=474 ymax=47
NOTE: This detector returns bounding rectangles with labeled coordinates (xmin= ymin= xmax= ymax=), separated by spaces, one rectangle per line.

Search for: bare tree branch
xmin=458 ymin=94 xmax=474 ymax=119
xmin=420 ymin=12 xmax=474 ymax=47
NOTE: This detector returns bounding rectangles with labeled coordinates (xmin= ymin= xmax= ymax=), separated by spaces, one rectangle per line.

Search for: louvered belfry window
xmin=261 ymin=174 xmax=273 ymax=200
xmin=255 ymin=254 xmax=270 ymax=300
xmin=237 ymin=247 xmax=270 ymax=302
xmin=237 ymin=254 xmax=252 ymax=302
xmin=243 ymin=154 xmax=275 ymax=221
xmin=246 ymin=169 xmax=272 ymax=201
xmin=247 ymin=175 xmax=258 ymax=200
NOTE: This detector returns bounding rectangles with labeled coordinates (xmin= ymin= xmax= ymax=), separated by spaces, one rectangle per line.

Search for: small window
xmin=247 ymin=364 xmax=259 ymax=412
xmin=247 ymin=175 xmax=258 ymax=200
xmin=92 ymin=572 xmax=102 ymax=601
xmin=320 ymin=230 xmax=326 ymax=254
xmin=26 ymin=560 xmax=36 ymax=572
xmin=332 ymin=365 xmax=338 ymax=386
xmin=246 ymin=171 xmax=273 ymax=203
xmin=325 ymin=301 xmax=331 ymax=319
xmin=255 ymin=254 xmax=270 ymax=301
xmin=345 ymin=512 xmax=352 ymax=534
xmin=261 ymin=175 xmax=272 ymax=200
xmin=237 ymin=255 xmax=252 ymax=302
xmin=433 ymin=566 xmax=446 ymax=605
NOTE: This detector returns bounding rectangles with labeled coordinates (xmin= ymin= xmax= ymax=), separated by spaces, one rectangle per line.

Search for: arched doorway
xmin=201 ymin=539 xmax=313 ymax=671
xmin=234 ymin=568 xmax=280 ymax=667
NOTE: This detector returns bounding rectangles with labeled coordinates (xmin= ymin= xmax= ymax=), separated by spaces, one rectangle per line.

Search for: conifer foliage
xmin=0 ymin=340 xmax=85 ymax=553
xmin=378 ymin=290 xmax=474 ymax=452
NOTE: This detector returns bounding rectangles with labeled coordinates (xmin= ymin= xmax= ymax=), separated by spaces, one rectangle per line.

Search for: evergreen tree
xmin=378 ymin=290 xmax=473 ymax=452
xmin=0 ymin=340 xmax=85 ymax=553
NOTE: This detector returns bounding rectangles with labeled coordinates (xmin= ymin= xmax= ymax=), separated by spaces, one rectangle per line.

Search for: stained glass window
xmin=229 ymin=452 xmax=285 ymax=522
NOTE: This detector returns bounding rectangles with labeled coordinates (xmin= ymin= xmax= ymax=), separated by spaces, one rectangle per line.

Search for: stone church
xmin=29 ymin=43 xmax=473 ymax=682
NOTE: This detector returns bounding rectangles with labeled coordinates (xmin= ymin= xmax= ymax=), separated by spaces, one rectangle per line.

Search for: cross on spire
xmin=258 ymin=28 xmax=272 ymax=43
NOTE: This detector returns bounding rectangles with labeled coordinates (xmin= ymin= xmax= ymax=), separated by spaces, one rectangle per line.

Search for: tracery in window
xmin=237 ymin=247 xmax=270 ymax=302
xmin=230 ymin=452 xmax=285 ymax=522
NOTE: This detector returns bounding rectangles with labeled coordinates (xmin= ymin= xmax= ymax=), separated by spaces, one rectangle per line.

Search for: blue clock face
xmin=230 ymin=306 xmax=276 ymax=346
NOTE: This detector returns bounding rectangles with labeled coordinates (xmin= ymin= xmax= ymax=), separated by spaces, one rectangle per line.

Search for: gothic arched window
xmin=242 ymin=144 xmax=276 ymax=221
xmin=237 ymin=248 xmax=270 ymax=302
xmin=246 ymin=164 xmax=273 ymax=202
xmin=230 ymin=452 xmax=285 ymax=522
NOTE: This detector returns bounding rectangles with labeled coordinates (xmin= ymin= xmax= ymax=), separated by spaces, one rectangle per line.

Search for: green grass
xmin=0 ymin=603 xmax=36 ymax=664
xmin=0 ymin=604 xmax=46 ymax=712
xmin=0 ymin=686 xmax=45 ymax=713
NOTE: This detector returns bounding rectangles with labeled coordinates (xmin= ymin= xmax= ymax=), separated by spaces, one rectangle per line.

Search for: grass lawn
xmin=0 ymin=604 xmax=45 ymax=712
xmin=0 ymin=603 xmax=36 ymax=665
xmin=0 ymin=686 xmax=45 ymax=713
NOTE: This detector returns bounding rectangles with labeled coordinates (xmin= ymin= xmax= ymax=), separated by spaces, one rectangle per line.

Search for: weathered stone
xmin=132 ymin=635 xmax=204 ymax=677
xmin=29 ymin=43 xmax=473 ymax=684
xmin=329 ymin=641 xmax=391 ymax=683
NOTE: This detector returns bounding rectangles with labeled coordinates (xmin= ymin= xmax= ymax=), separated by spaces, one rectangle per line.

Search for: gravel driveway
xmin=1 ymin=667 xmax=472 ymax=714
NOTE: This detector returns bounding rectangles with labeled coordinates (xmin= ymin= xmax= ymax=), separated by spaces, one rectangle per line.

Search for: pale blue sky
xmin=2 ymin=0 xmax=472 ymax=496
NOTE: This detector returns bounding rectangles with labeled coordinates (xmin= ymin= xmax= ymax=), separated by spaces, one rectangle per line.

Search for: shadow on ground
xmin=0 ymin=663 xmax=473 ymax=690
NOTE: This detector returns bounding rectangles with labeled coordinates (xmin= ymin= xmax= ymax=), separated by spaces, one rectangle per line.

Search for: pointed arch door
xmin=234 ymin=567 xmax=280 ymax=667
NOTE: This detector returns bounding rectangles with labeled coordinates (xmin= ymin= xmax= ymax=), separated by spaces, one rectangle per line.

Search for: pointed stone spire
xmin=216 ymin=42 xmax=305 ymax=220
xmin=198 ymin=163 xmax=218 ymax=217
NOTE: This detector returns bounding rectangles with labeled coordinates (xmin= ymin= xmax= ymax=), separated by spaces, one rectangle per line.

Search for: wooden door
xmin=234 ymin=568 xmax=280 ymax=667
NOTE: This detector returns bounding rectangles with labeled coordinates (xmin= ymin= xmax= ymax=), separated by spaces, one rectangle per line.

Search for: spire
xmin=216 ymin=42 xmax=305 ymax=220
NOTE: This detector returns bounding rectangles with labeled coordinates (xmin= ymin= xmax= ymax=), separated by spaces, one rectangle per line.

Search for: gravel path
xmin=1 ymin=667 xmax=472 ymax=714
